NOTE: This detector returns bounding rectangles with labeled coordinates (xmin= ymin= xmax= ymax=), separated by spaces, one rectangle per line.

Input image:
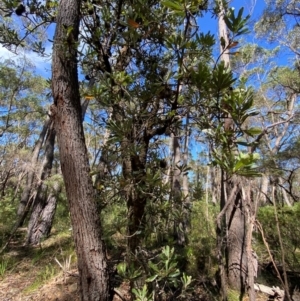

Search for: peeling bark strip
xmin=51 ymin=0 xmax=110 ymax=300
xmin=254 ymin=283 xmax=284 ymax=300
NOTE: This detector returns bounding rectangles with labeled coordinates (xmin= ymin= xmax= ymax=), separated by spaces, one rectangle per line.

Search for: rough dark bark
xmin=217 ymin=175 xmax=249 ymax=298
xmin=26 ymin=97 xmax=91 ymax=245
xmin=51 ymin=0 xmax=110 ymax=299
xmin=170 ymin=132 xmax=186 ymax=246
xmin=27 ymin=183 xmax=60 ymax=244
xmin=122 ymin=134 xmax=149 ymax=253
xmin=26 ymin=124 xmax=56 ymax=245
xmin=225 ymin=178 xmax=247 ymax=292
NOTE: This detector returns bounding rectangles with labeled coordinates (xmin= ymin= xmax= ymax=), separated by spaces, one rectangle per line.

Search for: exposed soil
xmin=0 ymin=269 xmax=80 ymax=301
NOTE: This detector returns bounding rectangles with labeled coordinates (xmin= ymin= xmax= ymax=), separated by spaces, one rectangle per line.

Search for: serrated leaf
xmin=236 ymin=141 xmax=250 ymax=147
xmin=162 ymin=0 xmax=183 ymax=11
xmin=148 ymin=261 xmax=160 ymax=273
xmin=237 ymin=170 xmax=261 ymax=177
xmin=228 ymin=41 xmax=239 ymax=49
xmin=146 ymin=274 xmax=158 ymax=282
xmin=117 ymin=262 xmax=127 ymax=275
xmin=244 ymin=127 xmax=262 ymax=137
xmin=128 ymin=19 xmax=139 ymax=28
xmin=223 ymin=16 xmax=233 ymax=32
xmin=168 ymin=270 xmax=180 ymax=278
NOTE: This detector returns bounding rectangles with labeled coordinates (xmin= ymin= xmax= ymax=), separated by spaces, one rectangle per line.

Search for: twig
xmin=255 ymin=220 xmax=285 ymax=288
xmin=114 ymin=288 xmax=127 ymax=301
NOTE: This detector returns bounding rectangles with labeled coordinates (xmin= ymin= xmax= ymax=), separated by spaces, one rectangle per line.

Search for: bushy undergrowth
xmin=52 ymin=191 xmax=70 ymax=232
xmin=186 ymin=201 xmax=218 ymax=278
xmin=256 ymin=203 xmax=300 ymax=271
xmin=0 ymin=188 xmax=18 ymax=230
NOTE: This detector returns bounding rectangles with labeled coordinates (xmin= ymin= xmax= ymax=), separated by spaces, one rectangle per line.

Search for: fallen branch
xmin=254 ymin=283 xmax=284 ymax=300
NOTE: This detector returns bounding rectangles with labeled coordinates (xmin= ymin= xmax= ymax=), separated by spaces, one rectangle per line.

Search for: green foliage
xmin=227 ymin=289 xmax=240 ymax=301
xmin=256 ymin=203 xmax=300 ymax=270
xmin=52 ymin=190 xmax=70 ymax=232
xmin=24 ymin=264 xmax=57 ymax=293
xmin=117 ymin=246 xmax=193 ymax=300
xmin=132 ymin=284 xmax=153 ymax=301
xmin=117 ymin=261 xmax=142 ymax=282
xmin=186 ymin=202 xmax=218 ymax=277
xmin=101 ymin=203 xmax=127 ymax=249
xmin=1 ymin=0 xmax=298 ymax=298
xmin=0 ymin=257 xmax=9 ymax=278
xmin=146 ymin=246 xmax=181 ymax=286
xmin=224 ymin=7 xmax=250 ymax=36
xmin=0 ymin=191 xmax=17 ymax=227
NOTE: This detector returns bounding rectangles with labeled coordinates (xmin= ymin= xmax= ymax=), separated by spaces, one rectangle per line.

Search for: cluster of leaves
xmin=117 ymin=246 xmax=193 ymax=300
xmin=256 ymin=203 xmax=300 ymax=271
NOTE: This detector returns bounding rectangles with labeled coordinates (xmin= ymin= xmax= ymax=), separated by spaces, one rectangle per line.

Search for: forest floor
xmin=0 ymin=227 xmax=294 ymax=301
xmin=0 ymin=228 xmax=81 ymax=301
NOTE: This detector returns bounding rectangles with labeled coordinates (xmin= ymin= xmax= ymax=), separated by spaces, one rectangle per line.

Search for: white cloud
xmin=0 ymin=44 xmax=51 ymax=78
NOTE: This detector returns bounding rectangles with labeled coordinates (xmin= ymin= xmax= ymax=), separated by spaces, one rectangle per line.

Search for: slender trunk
xmin=170 ymin=132 xmax=187 ymax=246
xmin=218 ymin=175 xmax=249 ymax=297
xmin=244 ymin=183 xmax=256 ymax=301
xmin=94 ymin=112 xmax=112 ymax=189
xmin=51 ymin=0 xmax=110 ymax=299
xmin=260 ymin=174 xmax=269 ymax=204
xmin=123 ymin=136 xmax=149 ymax=253
xmin=225 ymin=179 xmax=247 ymax=293
xmin=278 ymin=177 xmax=291 ymax=206
xmin=17 ymin=117 xmax=51 ymax=225
xmin=217 ymin=2 xmax=254 ymax=299
xmin=182 ymin=113 xmax=191 ymax=224
xmin=27 ymin=182 xmax=60 ymax=244
xmin=211 ymin=166 xmax=220 ymax=205
xmin=26 ymin=97 xmax=92 ymax=245
xmin=273 ymin=193 xmax=292 ymax=301
xmin=26 ymin=124 xmax=56 ymax=245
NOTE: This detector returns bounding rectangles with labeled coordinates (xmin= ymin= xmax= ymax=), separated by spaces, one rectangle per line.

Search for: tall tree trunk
xmin=265 ymin=93 xmax=296 ymax=207
xmin=171 ymin=132 xmax=185 ymax=246
xmin=260 ymin=174 xmax=269 ymax=204
xmin=26 ymin=124 xmax=57 ymax=245
xmin=51 ymin=0 xmax=110 ymax=299
xmin=217 ymin=2 xmax=255 ymax=299
xmin=122 ymin=134 xmax=149 ymax=253
xmin=225 ymin=181 xmax=246 ymax=291
xmin=26 ymin=98 xmax=91 ymax=245
xmin=278 ymin=177 xmax=291 ymax=206
xmin=27 ymin=182 xmax=60 ymax=245
xmin=182 ymin=112 xmax=191 ymax=229
xmin=211 ymin=166 xmax=220 ymax=205
xmin=17 ymin=116 xmax=51 ymax=226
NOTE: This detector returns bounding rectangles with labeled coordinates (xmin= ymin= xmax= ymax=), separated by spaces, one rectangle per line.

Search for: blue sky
xmin=0 ymin=0 xmax=269 ymax=80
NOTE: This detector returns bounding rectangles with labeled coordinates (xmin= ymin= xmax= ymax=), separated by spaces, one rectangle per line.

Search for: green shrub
xmin=256 ymin=203 xmax=300 ymax=271
xmin=186 ymin=201 xmax=218 ymax=277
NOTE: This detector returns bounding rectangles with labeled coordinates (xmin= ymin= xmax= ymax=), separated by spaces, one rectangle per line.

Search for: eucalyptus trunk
xmin=122 ymin=134 xmax=149 ymax=253
xmin=26 ymin=98 xmax=91 ymax=245
xmin=17 ymin=117 xmax=51 ymax=226
xmin=182 ymin=112 xmax=191 ymax=230
xmin=26 ymin=124 xmax=56 ymax=245
xmin=51 ymin=0 xmax=110 ymax=299
xmin=217 ymin=2 xmax=255 ymax=299
xmin=171 ymin=132 xmax=185 ymax=246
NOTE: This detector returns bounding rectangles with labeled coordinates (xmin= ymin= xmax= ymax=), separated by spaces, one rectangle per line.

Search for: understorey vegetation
xmin=0 ymin=0 xmax=300 ymax=300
